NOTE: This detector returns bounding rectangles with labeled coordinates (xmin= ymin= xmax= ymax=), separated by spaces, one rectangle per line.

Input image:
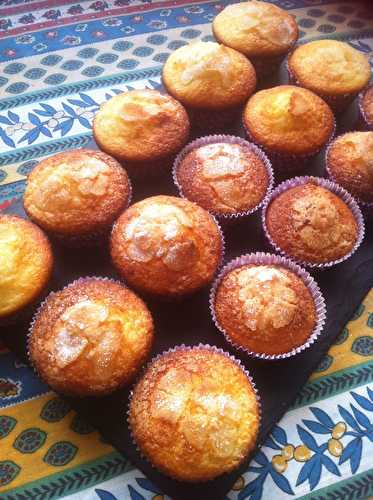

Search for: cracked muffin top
xmin=265 ymin=181 xmax=358 ymax=264
xmin=110 ymin=195 xmax=223 ymax=297
xmin=129 ymin=346 xmax=259 ymax=481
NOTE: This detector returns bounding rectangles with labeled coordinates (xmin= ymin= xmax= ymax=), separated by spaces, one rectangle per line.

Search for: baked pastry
xmin=212 ymin=255 xmax=321 ymax=357
xmin=243 ymin=85 xmax=335 ymax=170
xmin=93 ymin=89 xmax=189 ymax=176
xmin=162 ymin=41 xmax=256 ymax=130
xmin=359 ymin=86 xmax=373 ymax=131
xmin=288 ymin=40 xmax=371 ymax=112
xmin=213 ymin=1 xmax=298 ymax=77
xmin=0 ymin=215 xmax=53 ymax=321
xmin=326 ymin=132 xmax=373 ymax=206
xmin=24 ymin=149 xmax=131 ymax=245
xmin=28 ymin=278 xmax=154 ymax=396
xmin=129 ymin=345 xmax=260 ymax=481
xmin=174 ymin=136 xmax=272 ymax=217
xmin=264 ymin=178 xmax=361 ymax=266
xmin=110 ymin=195 xmax=223 ymax=297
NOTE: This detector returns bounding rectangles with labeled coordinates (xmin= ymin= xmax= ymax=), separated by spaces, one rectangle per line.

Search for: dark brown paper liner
xmin=186 ymin=105 xmax=242 ymax=134
xmin=262 ymin=176 xmax=365 ymax=269
xmin=172 ymin=134 xmax=274 ymax=221
xmin=209 ymin=252 xmax=326 ymax=360
xmin=127 ymin=343 xmax=261 ymax=482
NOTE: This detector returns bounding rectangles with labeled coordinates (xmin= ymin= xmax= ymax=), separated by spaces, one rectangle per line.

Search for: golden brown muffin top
xmin=29 ymin=278 xmax=154 ymax=396
xmin=176 ymin=142 xmax=270 ymax=215
xmin=213 ymin=1 xmax=298 ymax=57
xmin=214 ymin=264 xmax=316 ymax=355
xmin=110 ymin=195 xmax=223 ymax=297
xmin=93 ymin=89 xmax=189 ymax=162
xmin=288 ymin=40 xmax=371 ymax=96
xmin=266 ymin=182 xmax=358 ymax=264
xmin=327 ymin=132 xmax=373 ymax=203
xmin=162 ymin=41 xmax=256 ymax=110
xmin=0 ymin=215 xmax=53 ymax=318
xmin=243 ymin=85 xmax=334 ymax=155
xmin=24 ymin=149 xmax=130 ymax=236
xmin=129 ymin=346 xmax=259 ymax=481
xmin=362 ymin=86 xmax=373 ymax=127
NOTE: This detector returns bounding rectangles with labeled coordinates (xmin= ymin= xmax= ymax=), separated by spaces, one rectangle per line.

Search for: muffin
xmin=162 ymin=41 xmax=256 ymax=131
xmin=288 ymin=40 xmax=371 ymax=112
xmin=211 ymin=253 xmax=326 ymax=358
xmin=243 ymin=85 xmax=335 ymax=170
xmin=28 ymin=278 xmax=154 ymax=396
xmin=110 ymin=195 xmax=223 ymax=298
xmin=264 ymin=177 xmax=363 ymax=267
xmin=326 ymin=132 xmax=373 ymax=207
xmin=359 ymin=86 xmax=373 ymax=131
xmin=0 ymin=215 xmax=53 ymax=322
xmin=213 ymin=1 xmax=298 ymax=77
xmin=24 ymin=149 xmax=131 ymax=245
xmin=129 ymin=345 xmax=260 ymax=482
xmin=174 ymin=135 xmax=273 ymax=218
xmin=93 ymin=89 xmax=189 ymax=177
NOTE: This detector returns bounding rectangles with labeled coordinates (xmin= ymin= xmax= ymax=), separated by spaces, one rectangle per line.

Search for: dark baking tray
xmin=2 ymin=80 xmax=373 ymax=499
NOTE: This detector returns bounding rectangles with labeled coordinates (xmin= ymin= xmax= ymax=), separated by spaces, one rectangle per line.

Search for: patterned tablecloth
xmin=0 ymin=1 xmax=373 ymax=499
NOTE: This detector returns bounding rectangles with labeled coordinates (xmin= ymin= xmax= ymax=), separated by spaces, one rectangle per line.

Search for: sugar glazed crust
xmin=176 ymin=142 xmax=270 ymax=215
xmin=212 ymin=1 xmax=298 ymax=57
xmin=362 ymin=86 xmax=373 ymax=128
xmin=110 ymin=195 xmax=223 ymax=297
xmin=93 ymin=89 xmax=190 ymax=163
xmin=24 ymin=149 xmax=131 ymax=237
xmin=29 ymin=278 xmax=154 ymax=396
xmin=129 ymin=346 xmax=259 ymax=481
xmin=266 ymin=182 xmax=358 ymax=264
xmin=0 ymin=215 xmax=53 ymax=318
xmin=327 ymin=132 xmax=373 ymax=203
xmin=214 ymin=264 xmax=316 ymax=354
xmin=243 ymin=85 xmax=335 ymax=156
xmin=288 ymin=40 xmax=371 ymax=97
xmin=162 ymin=41 xmax=256 ymax=110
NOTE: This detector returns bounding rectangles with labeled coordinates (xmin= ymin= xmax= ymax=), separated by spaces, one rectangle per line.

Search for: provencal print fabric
xmin=0 ymin=0 xmax=372 ymax=499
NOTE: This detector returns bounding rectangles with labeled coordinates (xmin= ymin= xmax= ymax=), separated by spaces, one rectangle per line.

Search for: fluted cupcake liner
xmin=286 ymin=54 xmax=363 ymax=114
xmin=185 ymin=105 xmax=242 ymax=134
xmin=325 ymin=135 xmax=373 ymax=220
xmin=242 ymin=111 xmax=336 ymax=173
xmin=209 ymin=252 xmax=327 ymax=361
xmin=358 ymin=86 xmax=373 ymax=131
xmin=250 ymin=52 xmax=289 ymax=79
xmin=42 ymin=178 xmax=133 ymax=248
xmin=127 ymin=343 xmax=261 ymax=482
xmin=27 ymin=276 xmax=140 ymax=397
xmin=262 ymin=176 xmax=365 ymax=269
xmin=173 ymin=134 xmax=274 ymax=222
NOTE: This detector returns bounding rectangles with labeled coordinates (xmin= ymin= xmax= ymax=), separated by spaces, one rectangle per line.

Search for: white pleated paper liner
xmin=262 ymin=176 xmax=365 ymax=269
xmin=286 ymin=52 xmax=362 ymax=114
xmin=358 ymin=86 xmax=373 ymax=131
xmin=325 ymin=134 xmax=373 ymax=220
xmin=173 ymin=134 xmax=274 ymax=221
xmin=27 ymin=276 xmax=152 ymax=397
xmin=209 ymin=252 xmax=327 ymax=361
xmin=127 ymin=343 xmax=261 ymax=482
